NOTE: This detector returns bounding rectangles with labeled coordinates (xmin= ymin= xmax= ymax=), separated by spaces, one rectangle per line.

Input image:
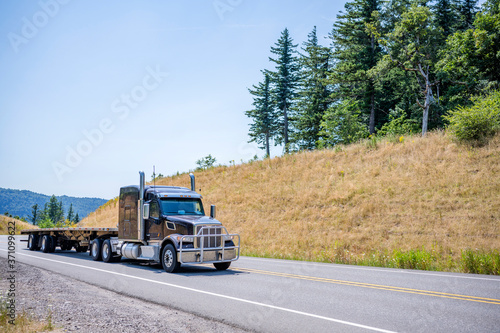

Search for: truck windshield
xmin=160 ymin=198 xmax=204 ymax=215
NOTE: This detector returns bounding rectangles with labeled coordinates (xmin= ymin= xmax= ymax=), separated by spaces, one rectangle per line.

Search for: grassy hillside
xmin=0 ymin=215 xmax=37 ymax=235
xmin=81 ymin=132 xmax=500 ymax=273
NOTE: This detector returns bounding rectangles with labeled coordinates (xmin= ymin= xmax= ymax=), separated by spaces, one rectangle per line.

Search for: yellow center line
xmin=233 ymin=267 xmax=500 ymax=305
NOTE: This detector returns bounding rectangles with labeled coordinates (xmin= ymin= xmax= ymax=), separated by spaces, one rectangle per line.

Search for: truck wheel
xmin=91 ymin=239 xmax=103 ymax=261
xmin=102 ymin=239 xmax=115 ymax=263
xmin=49 ymin=236 xmax=57 ymax=253
xmin=161 ymin=244 xmax=180 ymax=273
xmin=28 ymin=234 xmax=38 ymax=251
xmin=41 ymin=235 xmax=51 ymax=253
xmin=214 ymin=262 xmax=231 ymax=271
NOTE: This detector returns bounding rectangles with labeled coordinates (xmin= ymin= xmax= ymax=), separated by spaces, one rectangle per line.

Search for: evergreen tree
xmin=29 ymin=204 xmax=39 ymax=225
xmin=246 ymin=72 xmax=277 ymax=157
xmin=46 ymin=195 xmax=64 ymax=224
xmin=455 ymin=0 xmax=479 ymax=31
xmin=267 ymin=28 xmax=301 ymax=153
xmin=434 ymin=0 xmax=456 ymax=36
xmin=292 ymin=26 xmax=331 ymax=150
xmin=67 ymin=203 xmax=74 ymax=222
xmin=74 ymin=213 xmax=80 ymax=224
xmin=329 ymin=0 xmax=384 ymax=134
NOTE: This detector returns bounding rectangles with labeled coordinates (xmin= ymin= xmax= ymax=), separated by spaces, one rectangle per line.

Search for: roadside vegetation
xmin=0 ymin=293 xmax=54 ymax=333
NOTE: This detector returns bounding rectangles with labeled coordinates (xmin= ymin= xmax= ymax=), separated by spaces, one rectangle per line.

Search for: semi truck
xmin=21 ymin=172 xmax=240 ymax=273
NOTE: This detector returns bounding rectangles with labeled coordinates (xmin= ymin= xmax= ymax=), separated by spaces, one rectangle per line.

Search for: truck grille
xmin=195 ymin=226 xmax=222 ymax=248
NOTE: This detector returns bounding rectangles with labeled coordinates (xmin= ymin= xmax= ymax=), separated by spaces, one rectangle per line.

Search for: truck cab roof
xmin=145 ymin=186 xmax=202 ymax=200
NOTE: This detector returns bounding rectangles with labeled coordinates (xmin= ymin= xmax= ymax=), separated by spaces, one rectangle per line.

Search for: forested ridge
xmin=246 ymin=0 xmax=500 ymax=155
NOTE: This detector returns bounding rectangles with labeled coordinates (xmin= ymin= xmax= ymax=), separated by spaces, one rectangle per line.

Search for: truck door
xmin=147 ymin=200 xmax=162 ymax=240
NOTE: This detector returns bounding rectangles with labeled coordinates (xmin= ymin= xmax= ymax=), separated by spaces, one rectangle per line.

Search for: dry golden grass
xmin=80 ymin=131 xmax=500 ymax=268
xmin=0 ymin=216 xmax=37 ymax=235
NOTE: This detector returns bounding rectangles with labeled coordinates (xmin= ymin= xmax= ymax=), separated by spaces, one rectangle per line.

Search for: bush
xmin=444 ymin=91 xmax=500 ymax=144
xmin=378 ymin=108 xmax=420 ymax=137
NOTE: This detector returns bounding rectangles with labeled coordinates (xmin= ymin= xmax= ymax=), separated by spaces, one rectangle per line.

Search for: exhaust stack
xmin=189 ymin=173 xmax=195 ymax=192
xmin=139 ymin=171 xmax=145 ymax=242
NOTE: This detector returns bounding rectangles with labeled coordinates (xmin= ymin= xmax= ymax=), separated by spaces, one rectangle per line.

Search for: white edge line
xmin=1 ymin=249 xmax=396 ymax=333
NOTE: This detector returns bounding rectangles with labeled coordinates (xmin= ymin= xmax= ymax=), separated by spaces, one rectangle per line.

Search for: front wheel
xmin=214 ymin=262 xmax=231 ymax=271
xmin=161 ymin=244 xmax=180 ymax=273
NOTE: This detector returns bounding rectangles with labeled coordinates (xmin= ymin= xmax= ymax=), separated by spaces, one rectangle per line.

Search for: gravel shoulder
xmin=0 ymin=258 xmax=250 ymax=332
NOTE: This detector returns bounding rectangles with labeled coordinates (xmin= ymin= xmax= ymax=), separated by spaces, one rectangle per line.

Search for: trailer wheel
xmin=48 ymin=236 xmax=56 ymax=253
xmin=161 ymin=244 xmax=180 ymax=273
xmin=41 ymin=235 xmax=51 ymax=253
xmin=91 ymin=239 xmax=103 ymax=261
xmin=101 ymin=239 xmax=115 ymax=263
xmin=214 ymin=262 xmax=231 ymax=271
xmin=28 ymin=234 xmax=39 ymax=251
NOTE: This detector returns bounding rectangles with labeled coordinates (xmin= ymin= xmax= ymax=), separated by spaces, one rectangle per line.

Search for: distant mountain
xmin=0 ymin=187 xmax=108 ymax=222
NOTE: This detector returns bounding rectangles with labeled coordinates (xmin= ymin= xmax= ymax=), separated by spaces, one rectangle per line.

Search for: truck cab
xmin=110 ymin=172 xmax=240 ymax=272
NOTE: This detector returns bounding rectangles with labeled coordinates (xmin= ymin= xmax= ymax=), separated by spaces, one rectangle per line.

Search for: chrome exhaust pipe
xmin=189 ymin=173 xmax=195 ymax=192
xmin=139 ymin=171 xmax=145 ymax=242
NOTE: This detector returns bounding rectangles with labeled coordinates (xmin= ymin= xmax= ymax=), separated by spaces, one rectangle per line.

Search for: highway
xmin=1 ymin=235 xmax=499 ymax=332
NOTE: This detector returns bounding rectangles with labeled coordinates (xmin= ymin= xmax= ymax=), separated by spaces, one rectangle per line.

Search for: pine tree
xmin=67 ymin=203 xmax=74 ymax=222
xmin=434 ymin=0 xmax=456 ymax=37
xmin=29 ymin=204 xmax=39 ymax=225
xmin=455 ymin=0 xmax=479 ymax=31
xmin=246 ymin=73 xmax=277 ymax=157
xmin=268 ymin=28 xmax=301 ymax=153
xmin=292 ymin=26 xmax=331 ymax=150
xmin=329 ymin=0 xmax=384 ymax=134
xmin=74 ymin=213 xmax=80 ymax=224
xmin=46 ymin=195 xmax=64 ymax=224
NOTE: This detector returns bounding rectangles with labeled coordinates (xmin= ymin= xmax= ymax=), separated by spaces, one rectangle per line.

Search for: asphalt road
xmin=1 ymin=235 xmax=499 ymax=332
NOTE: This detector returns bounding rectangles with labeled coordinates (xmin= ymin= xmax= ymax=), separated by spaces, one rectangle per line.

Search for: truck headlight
xmin=223 ymin=235 xmax=234 ymax=241
xmin=182 ymin=236 xmax=194 ymax=243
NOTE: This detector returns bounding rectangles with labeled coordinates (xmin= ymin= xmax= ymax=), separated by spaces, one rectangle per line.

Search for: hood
xmin=164 ymin=215 xmax=222 ymax=226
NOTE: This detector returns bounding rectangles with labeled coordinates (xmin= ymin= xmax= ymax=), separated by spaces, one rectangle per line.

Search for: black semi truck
xmin=21 ymin=172 xmax=240 ymax=272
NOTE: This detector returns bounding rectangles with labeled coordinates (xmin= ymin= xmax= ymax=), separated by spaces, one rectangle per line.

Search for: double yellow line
xmin=233 ymin=267 xmax=500 ymax=305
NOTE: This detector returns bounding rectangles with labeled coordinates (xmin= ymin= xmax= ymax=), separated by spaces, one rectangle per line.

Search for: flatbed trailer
xmin=21 ymin=227 xmax=118 ymax=253
xmin=21 ymin=172 xmax=240 ymax=273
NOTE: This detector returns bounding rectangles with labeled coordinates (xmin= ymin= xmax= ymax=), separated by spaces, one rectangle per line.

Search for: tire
xmin=41 ymin=235 xmax=51 ymax=253
xmin=101 ymin=239 xmax=115 ymax=263
xmin=214 ymin=262 xmax=231 ymax=271
xmin=161 ymin=244 xmax=180 ymax=273
xmin=48 ymin=236 xmax=57 ymax=253
xmin=28 ymin=234 xmax=39 ymax=251
xmin=91 ymin=239 xmax=103 ymax=261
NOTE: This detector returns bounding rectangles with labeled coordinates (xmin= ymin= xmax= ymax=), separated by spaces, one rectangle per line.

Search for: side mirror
xmin=210 ymin=205 xmax=216 ymax=219
xmin=143 ymin=203 xmax=150 ymax=220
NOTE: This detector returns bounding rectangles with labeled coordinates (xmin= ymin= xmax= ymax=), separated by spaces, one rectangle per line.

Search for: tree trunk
xmin=369 ymin=84 xmax=376 ymax=134
xmin=283 ymin=106 xmax=289 ymax=153
xmin=265 ymin=132 xmax=270 ymax=158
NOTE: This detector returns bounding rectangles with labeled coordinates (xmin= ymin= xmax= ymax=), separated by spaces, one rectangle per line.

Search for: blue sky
xmin=0 ymin=0 xmax=347 ymax=199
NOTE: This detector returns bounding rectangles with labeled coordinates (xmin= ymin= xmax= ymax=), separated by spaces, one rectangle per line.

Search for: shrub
xmin=378 ymin=108 xmax=420 ymax=137
xmin=444 ymin=91 xmax=500 ymax=145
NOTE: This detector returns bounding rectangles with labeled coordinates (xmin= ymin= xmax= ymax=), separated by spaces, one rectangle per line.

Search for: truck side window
xmin=150 ymin=201 xmax=159 ymax=219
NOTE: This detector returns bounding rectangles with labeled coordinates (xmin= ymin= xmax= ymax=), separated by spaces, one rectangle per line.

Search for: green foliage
xmin=444 ymin=90 xmax=500 ymax=144
xmin=267 ymin=28 xmax=301 ymax=153
xmin=461 ymin=249 xmax=500 ymax=275
xmin=196 ymin=154 xmax=217 ymax=170
xmin=292 ymin=26 xmax=331 ymax=150
xmin=320 ymin=99 xmax=369 ymax=146
xmin=246 ymin=73 xmax=277 ymax=157
xmin=378 ymin=108 xmax=420 ymax=136
xmin=38 ymin=216 xmax=55 ymax=228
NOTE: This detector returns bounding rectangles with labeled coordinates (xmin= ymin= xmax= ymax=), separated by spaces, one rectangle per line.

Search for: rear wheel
xmin=91 ymin=239 xmax=103 ymax=261
xmin=101 ymin=239 xmax=117 ymax=263
xmin=41 ymin=235 xmax=51 ymax=253
xmin=214 ymin=262 xmax=231 ymax=271
xmin=48 ymin=236 xmax=56 ymax=253
xmin=28 ymin=234 xmax=39 ymax=251
xmin=161 ymin=244 xmax=180 ymax=273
